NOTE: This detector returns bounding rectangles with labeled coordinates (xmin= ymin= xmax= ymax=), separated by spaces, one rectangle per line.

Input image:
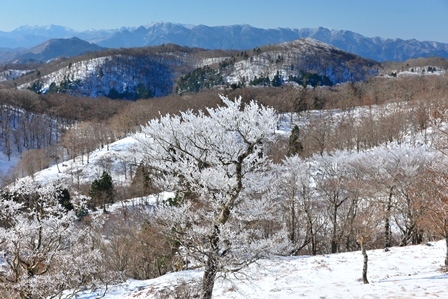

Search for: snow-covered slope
xmin=7 ymin=101 xmax=447 ymax=299
xmin=72 ymin=239 xmax=448 ymax=298
xmin=17 ymin=52 xmax=181 ymax=98
xmin=225 ymin=38 xmax=379 ymax=85
xmin=26 ymin=135 xmax=141 ymax=187
xmin=0 ymin=69 xmax=32 ymax=82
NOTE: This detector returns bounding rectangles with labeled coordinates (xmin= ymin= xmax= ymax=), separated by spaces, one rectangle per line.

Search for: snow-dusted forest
xmin=0 ymin=68 xmax=448 ymax=298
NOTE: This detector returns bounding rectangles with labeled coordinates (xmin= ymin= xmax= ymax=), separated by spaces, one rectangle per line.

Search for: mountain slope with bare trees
xmin=1 ymin=39 xmax=380 ymax=100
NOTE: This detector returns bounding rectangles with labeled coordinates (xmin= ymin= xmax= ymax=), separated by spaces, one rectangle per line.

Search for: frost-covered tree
xmin=313 ymin=150 xmax=359 ymax=253
xmin=0 ymin=179 xmax=109 ymax=299
xmin=273 ymin=155 xmax=323 ymax=255
xmin=354 ymin=145 xmax=432 ymax=247
xmin=137 ymin=96 xmax=290 ymax=299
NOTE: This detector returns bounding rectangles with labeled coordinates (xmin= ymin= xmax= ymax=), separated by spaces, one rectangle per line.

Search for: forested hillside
xmin=1 ymin=39 xmax=380 ymax=100
xmin=0 ymin=55 xmax=448 ymax=298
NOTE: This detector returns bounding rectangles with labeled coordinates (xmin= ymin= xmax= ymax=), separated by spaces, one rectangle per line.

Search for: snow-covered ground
xmin=74 ymin=239 xmax=447 ymax=298
xmin=12 ymin=135 xmax=142 ymax=188
xmin=384 ymin=66 xmax=446 ymax=78
xmin=0 ymin=69 xmax=32 ymax=82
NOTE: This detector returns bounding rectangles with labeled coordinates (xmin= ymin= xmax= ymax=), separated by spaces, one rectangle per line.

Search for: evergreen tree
xmin=57 ymin=187 xmax=74 ymax=212
xmin=28 ymin=80 xmax=43 ymax=93
xmin=272 ymin=71 xmax=283 ymax=87
xmin=288 ymin=125 xmax=304 ymax=156
xmin=89 ymin=171 xmax=115 ymax=212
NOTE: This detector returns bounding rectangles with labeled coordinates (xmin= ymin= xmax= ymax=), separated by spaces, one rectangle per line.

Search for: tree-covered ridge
xmin=3 ymin=39 xmax=380 ymax=100
xmin=176 ymin=39 xmax=378 ymax=94
xmin=176 ymin=65 xmax=225 ymax=93
xmin=28 ymin=54 xmax=176 ymax=100
xmin=178 ymin=68 xmax=335 ymax=92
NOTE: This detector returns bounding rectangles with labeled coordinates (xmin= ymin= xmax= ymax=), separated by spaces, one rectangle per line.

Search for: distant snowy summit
xmin=1 ymin=23 xmax=448 ymax=62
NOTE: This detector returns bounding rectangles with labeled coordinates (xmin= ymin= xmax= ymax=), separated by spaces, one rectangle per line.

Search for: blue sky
xmin=1 ymin=0 xmax=448 ymax=42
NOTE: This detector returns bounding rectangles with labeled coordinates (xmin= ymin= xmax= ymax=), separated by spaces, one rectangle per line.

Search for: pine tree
xmin=89 ymin=171 xmax=115 ymax=212
xmin=288 ymin=125 xmax=304 ymax=156
xmin=272 ymin=70 xmax=282 ymax=87
xmin=57 ymin=186 xmax=74 ymax=211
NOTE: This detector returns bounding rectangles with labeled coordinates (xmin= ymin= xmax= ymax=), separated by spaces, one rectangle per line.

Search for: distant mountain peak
xmin=1 ymin=23 xmax=448 ymax=62
xmin=12 ymin=24 xmax=74 ymax=34
xmin=12 ymin=37 xmax=104 ymax=63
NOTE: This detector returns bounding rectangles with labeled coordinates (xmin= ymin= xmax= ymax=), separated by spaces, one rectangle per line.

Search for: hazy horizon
xmin=1 ymin=0 xmax=447 ymax=43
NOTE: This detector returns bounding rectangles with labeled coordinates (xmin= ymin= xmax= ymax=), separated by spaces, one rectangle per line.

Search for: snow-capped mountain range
xmin=1 ymin=23 xmax=448 ymax=62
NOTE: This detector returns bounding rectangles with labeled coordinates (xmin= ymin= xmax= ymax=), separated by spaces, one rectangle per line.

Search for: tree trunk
xmin=444 ymin=219 xmax=448 ymax=269
xmin=55 ymin=158 xmax=61 ymax=173
xmin=200 ymin=206 xmax=230 ymax=299
xmin=384 ymin=215 xmax=391 ymax=248
xmin=331 ymin=202 xmax=338 ymax=253
xmin=290 ymin=196 xmax=296 ymax=244
xmin=361 ymin=243 xmax=369 ymax=284
xmin=306 ymin=214 xmax=316 ymax=255
xmin=201 ymin=253 xmax=218 ymax=299
xmin=200 ymin=137 xmax=253 ymax=298
xmin=304 ymin=197 xmax=317 ymax=255
xmin=445 ymin=234 xmax=448 ymax=269
xmin=384 ymin=187 xmax=394 ymax=248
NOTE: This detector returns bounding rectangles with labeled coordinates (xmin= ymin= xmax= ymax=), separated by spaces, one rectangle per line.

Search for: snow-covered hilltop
xmin=0 ymin=69 xmax=32 ymax=82
xmin=225 ymin=38 xmax=379 ymax=85
xmin=11 ymin=39 xmax=380 ymax=99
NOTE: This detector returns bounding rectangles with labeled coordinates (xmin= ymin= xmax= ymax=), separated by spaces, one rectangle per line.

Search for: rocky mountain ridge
xmin=1 ymin=23 xmax=448 ymax=62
